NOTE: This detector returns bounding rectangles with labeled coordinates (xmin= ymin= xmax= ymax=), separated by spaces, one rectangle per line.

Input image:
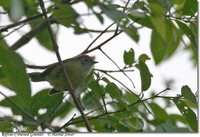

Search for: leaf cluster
xmin=0 ymin=0 xmax=198 ymax=132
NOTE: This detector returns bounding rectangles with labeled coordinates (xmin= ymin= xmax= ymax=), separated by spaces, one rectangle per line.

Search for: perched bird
xmin=29 ymin=54 xmax=97 ymax=95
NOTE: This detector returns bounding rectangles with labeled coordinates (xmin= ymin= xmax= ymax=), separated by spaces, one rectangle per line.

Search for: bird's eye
xmin=84 ymin=59 xmax=88 ymax=62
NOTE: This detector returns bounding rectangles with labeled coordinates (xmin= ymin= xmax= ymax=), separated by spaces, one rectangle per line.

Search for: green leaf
xmin=105 ymin=82 xmax=122 ymax=99
xmin=173 ymin=98 xmax=197 ymax=132
xmin=139 ymin=54 xmax=150 ymax=62
xmin=0 ymin=67 xmax=12 ymax=89
xmin=82 ymin=90 xmax=102 ymax=110
xmin=24 ymin=10 xmax=55 ymax=51
xmin=169 ymin=114 xmax=187 ymax=124
xmin=124 ymin=92 xmax=139 ymax=104
xmin=123 ymin=48 xmax=135 ymax=66
xmin=100 ymin=3 xmax=125 ymax=24
xmin=176 ymin=21 xmax=197 ymax=49
xmin=136 ymin=61 xmax=153 ymax=91
xmin=9 ymin=0 xmax=24 ymax=22
xmin=128 ymin=11 xmax=145 ymax=18
xmin=90 ymin=116 xmax=119 ymax=132
xmin=149 ymin=102 xmax=168 ymax=122
xmin=36 ymin=27 xmax=55 ymax=51
xmin=94 ymin=12 xmax=104 ymax=24
xmin=150 ymin=30 xmax=166 ymax=64
xmin=149 ymin=3 xmax=166 ymax=40
xmin=181 ymin=85 xmax=196 ymax=104
xmin=128 ymin=14 xmax=153 ymax=29
xmin=154 ymin=119 xmax=190 ymax=132
xmin=0 ymin=35 xmax=9 ymax=49
xmin=53 ymin=4 xmax=79 ymax=27
xmin=0 ymin=47 xmax=31 ymax=107
xmin=148 ymin=0 xmax=172 ymax=14
xmin=84 ymin=0 xmax=98 ymax=8
xmin=164 ymin=20 xmax=181 ymax=58
xmin=89 ymin=79 xmax=105 ymax=96
xmin=182 ymin=0 xmax=197 ymax=15
xmin=123 ymin=27 xmax=139 ymax=42
xmin=119 ymin=117 xmax=144 ymax=132
xmin=31 ymin=89 xmax=64 ymax=117
xmin=0 ymin=96 xmax=31 ymax=119
xmin=49 ymin=101 xmax=73 ymax=121
xmin=150 ymin=20 xmax=181 ymax=65
xmin=0 ymin=119 xmax=13 ymax=132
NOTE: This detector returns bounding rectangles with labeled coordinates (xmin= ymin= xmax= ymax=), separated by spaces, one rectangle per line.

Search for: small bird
xmin=29 ymin=54 xmax=97 ymax=95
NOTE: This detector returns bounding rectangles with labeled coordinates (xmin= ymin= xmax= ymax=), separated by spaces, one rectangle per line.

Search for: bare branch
xmin=55 ymin=114 xmax=76 ymax=132
xmin=0 ymin=14 xmax=43 ymax=33
xmin=82 ymin=22 xmax=115 ymax=53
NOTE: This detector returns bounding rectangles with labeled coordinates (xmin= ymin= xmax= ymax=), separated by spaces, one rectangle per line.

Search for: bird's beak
xmin=92 ymin=61 xmax=98 ymax=64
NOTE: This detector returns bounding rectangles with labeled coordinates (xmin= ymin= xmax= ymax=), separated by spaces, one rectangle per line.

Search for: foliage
xmin=0 ymin=0 xmax=197 ymax=132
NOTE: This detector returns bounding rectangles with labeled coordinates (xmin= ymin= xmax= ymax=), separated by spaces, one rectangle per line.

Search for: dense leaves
xmin=0 ymin=0 xmax=197 ymax=133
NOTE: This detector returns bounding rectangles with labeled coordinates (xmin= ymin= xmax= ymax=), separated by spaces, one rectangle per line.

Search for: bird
xmin=29 ymin=54 xmax=97 ymax=95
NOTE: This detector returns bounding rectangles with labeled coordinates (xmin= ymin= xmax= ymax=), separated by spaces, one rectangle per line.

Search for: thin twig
xmin=55 ymin=114 xmax=76 ymax=132
xmin=41 ymin=93 xmax=69 ymax=125
xmin=94 ymin=68 xmax=134 ymax=73
xmin=9 ymin=20 xmax=51 ymax=50
xmin=67 ymin=89 xmax=173 ymax=126
xmin=114 ymin=0 xmax=131 ymax=35
xmin=155 ymin=88 xmax=171 ymax=96
xmin=95 ymin=69 xmax=138 ymax=97
xmin=0 ymin=14 xmax=43 ymax=33
xmin=142 ymin=102 xmax=166 ymax=132
xmin=39 ymin=0 xmax=92 ymax=132
xmin=0 ymin=24 xmax=26 ymax=40
xmin=26 ymin=64 xmax=49 ymax=69
xmin=83 ymin=31 xmax=123 ymax=54
xmin=85 ymin=101 xmax=115 ymax=116
xmin=82 ymin=22 xmax=115 ymax=53
xmin=99 ymin=49 xmax=135 ymax=89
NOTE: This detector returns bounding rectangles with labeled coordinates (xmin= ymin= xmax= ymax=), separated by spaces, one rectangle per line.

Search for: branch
xmin=114 ymin=0 xmax=131 ymax=35
xmin=96 ymin=69 xmax=137 ymax=96
xmin=55 ymin=114 xmax=76 ymax=132
xmin=0 ymin=24 xmax=26 ymax=40
xmin=9 ymin=20 xmax=50 ymax=50
xmin=82 ymin=22 xmax=115 ymax=53
xmin=26 ymin=64 xmax=49 ymax=69
xmin=0 ymin=14 xmax=43 ymax=33
xmin=39 ymin=0 xmax=92 ymax=132
xmin=142 ymin=102 xmax=166 ymax=132
xmin=67 ymin=88 xmax=173 ymax=126
xmin=99 ymin=49 xmax=135 ymax=89
xmin=83 ymin=30 xmax=123 ymax=54
xmin=94 ymin=68 xmax=134 ymax=73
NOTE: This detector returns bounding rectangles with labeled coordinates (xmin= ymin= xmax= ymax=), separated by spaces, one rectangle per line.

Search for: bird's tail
xmin=29 ymin=72 xmax=45 ymax=82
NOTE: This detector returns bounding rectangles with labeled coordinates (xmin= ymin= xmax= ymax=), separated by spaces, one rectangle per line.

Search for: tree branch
xmin=82 ymin=22 xmax=115 ymax=53
xmin=0 ymin=14 xmax=43 ymax=33
xmin=39 ymin=0 xmax=92 ymax=132
xmin=55 ymin=114 xmax=76 ymax=132
xmin=66 ymin=88 xmax=173 ymax=126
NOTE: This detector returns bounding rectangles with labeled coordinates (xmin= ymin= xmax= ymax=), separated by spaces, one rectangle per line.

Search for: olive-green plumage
xmin=29 ymin=55 xmax=97 ymax=95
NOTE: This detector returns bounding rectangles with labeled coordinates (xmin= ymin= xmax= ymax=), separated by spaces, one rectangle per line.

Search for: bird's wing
xmin=41 ymin=63 xmax=59 ymax=77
